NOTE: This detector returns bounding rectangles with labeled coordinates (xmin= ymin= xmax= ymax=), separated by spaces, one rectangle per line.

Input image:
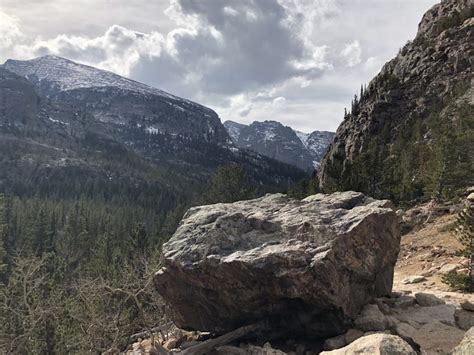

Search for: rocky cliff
xmin=319 ymin=0 xmax=473 ymax=203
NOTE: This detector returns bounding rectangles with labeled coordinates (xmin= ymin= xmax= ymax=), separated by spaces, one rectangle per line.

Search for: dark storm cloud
xmin=130 ymin=0 xmax=325 ymax=96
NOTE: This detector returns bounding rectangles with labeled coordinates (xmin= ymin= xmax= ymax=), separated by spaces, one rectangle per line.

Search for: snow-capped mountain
xmin=224 ymin=120 xmax=247 ymax=143
xmin=224 ymin=120 xmax=334 ymax=171
xmin=295 ymin=130 xmax=336 ymax=167
xmin=3 ymin=55 xmax=196 ymax=106
xmin=2 ymin=55 xmax=229 ymax=145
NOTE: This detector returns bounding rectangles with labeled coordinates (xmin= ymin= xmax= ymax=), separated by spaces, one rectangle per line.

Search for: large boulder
xmin=155 ymin=191 xmax=400 ymax=337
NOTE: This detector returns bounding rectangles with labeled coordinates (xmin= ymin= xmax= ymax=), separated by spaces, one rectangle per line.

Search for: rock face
xmin=319 ymin=0 xmax=474 ymax=201
xmin=155 ymin=191 xmax=400 ymax=337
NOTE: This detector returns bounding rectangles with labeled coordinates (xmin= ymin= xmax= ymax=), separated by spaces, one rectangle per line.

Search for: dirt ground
xmin=393 ymin=209 xmax=474 ymax=304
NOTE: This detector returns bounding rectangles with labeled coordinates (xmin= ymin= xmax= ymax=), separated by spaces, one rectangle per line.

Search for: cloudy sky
xmin=0 ymin=0 xmax=438 ymax=132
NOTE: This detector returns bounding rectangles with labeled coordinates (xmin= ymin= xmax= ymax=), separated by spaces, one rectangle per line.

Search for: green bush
xmin=442 ymin=273 xmax=474 ymax=292
xmin=442 ymin=203 xmax=474 ymax=292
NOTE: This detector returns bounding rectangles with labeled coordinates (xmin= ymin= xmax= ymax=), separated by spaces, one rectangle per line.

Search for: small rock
xmin=415 ymin=292 xmax=445 ymax=307
xmin=461 ymin=301 xmax=474 ymax=312
xmin=394 ymin=321 xmax=421 ymax=353
xmin=216 ymin=344 xmax=287 ymax=354
xmin=344 ymin=328 xmax=364 ymax=344
xmin=467 ymin=192 xmax=474 ymax=202
xmin=438 ymin=263 xmax=459 ymax=275
xmin=180 ymin=340 xmax=200 ymax=349
xmin=374 ymin=298 xmax=393 ymax=315
xmin=363 ymin=330 xmax=391 ymax=336
xmin=413 ymin=320 xmax=465 ymax=354
xmin=354 ymin=304 xmax=386 ymax=331
xmin=420 ymin=270 xmax=434 ymax=277
xmin=401 ymin=275 xmax=427 ymax=284
xmin=455 ymin=309 xmax=474 ymax=330
xmin=323 ymin=334 xmax=347 ymax=350
xmin=394 ymin=295 xmax=416 ymax=309
xmin=452 ymin=326 xmax=474 ymax=354
xmin=319 ymin=334 xmax=416 ymax=354
xmin=396 ymin=304 xmax=456 ymax=327
xmin=384 ymin=315 xmax=398 ymax=330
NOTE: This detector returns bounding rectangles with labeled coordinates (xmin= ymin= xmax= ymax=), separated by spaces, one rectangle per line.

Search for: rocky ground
xmin=394 ymin=202 xmax=474 ymax=305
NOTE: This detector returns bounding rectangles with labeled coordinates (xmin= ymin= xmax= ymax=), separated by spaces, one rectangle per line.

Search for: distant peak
xmin=35 ymin=54 xmax=66 ymax=60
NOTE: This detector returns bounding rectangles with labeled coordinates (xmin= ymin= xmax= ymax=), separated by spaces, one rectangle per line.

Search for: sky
xmin=0 ymin=0 xmax=439 ymax=132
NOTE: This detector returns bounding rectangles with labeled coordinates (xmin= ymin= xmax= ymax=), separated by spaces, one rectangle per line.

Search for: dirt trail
xmin=393 ymin=209 xmax=474 ymax=305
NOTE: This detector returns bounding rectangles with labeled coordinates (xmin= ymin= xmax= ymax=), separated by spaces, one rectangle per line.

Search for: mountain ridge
xmin=0 ymin=56 xmax=308 ymax=202
xmin=224 ymin=119 xmax=334 ymax=171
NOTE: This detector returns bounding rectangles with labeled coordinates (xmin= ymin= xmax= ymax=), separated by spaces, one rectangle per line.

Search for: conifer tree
xmin=0 ymin=195 xmax=8 ymax=283
xmin=443 ymin=201 xmax=474 ymax=291
xmin=455 ymin=202 xmax=474 ymax=279
xmin=201 ymin=164 xmax=256 ymax=204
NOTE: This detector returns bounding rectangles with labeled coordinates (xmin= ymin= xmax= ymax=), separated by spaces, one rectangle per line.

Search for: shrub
xmin=442 ymin=202 xmax=474 ymax=292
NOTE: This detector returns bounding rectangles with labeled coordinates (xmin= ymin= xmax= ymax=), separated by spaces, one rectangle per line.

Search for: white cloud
xmin=0 ymin=10 xmax=23 ymax=62
xmin=272 ymin=96 xmax=287 ymax=107
xmin=13 ymin=25 xmax=165 ymax=76
xmin=340 ymin=40 xmax=362 ymax=67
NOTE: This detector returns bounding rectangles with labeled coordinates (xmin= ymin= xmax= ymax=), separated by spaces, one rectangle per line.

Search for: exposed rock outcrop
xmin=155 ymin=191 xmax=400 ymax=338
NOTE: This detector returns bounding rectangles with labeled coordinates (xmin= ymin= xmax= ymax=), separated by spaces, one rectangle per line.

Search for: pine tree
xmin=34 ymin=208 xmax=49 ymax=257
xmin=456 ymin=203 xmax=474 ymax=277
xmin=130 ymin=223 xmax=147 ymax=256
xmin=443 ymin=202 xmax=474 ymax=291
xmin=0 ymin=195 xmax=8 ymax=283
xmin=201 ymin=165 xmax=256 ymax=204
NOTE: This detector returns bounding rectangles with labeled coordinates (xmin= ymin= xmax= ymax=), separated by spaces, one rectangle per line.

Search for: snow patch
xmin=48 ymin=116 xmax=69 ymax=125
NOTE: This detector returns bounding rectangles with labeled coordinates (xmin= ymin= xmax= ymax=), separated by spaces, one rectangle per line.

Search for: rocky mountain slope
xmin=3 ymin=55 xmax=230 ymax=144
xmin=224 ymin=120 xmax=334 ymax=171
xmin=319 ymin=0 xmax=473 ymax=203
xmin=0 ymin=56 xmax=307 ymax=199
